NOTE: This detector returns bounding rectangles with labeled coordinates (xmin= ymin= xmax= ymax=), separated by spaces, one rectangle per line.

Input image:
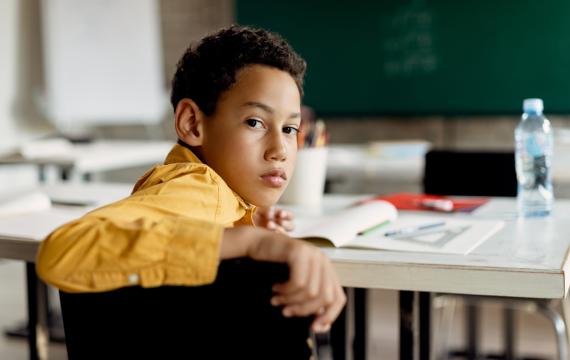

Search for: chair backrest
xmin=423 ymin=149 xmax=517 ymax=197
xmin=60 ymin=259 xmax=315 ymax=359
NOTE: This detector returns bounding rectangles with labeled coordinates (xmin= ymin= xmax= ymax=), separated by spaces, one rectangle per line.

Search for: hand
xmin=244 ymin=229 xmax=346 ymax=333
xmin=221 ymin=227 xmax=346 ymax=332
xmin=253 ymin=206 xmax=295 ymax=233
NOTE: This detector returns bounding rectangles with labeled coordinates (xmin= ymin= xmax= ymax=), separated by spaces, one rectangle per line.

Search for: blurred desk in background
xmin=328 ymin=142 xmax=570 ymax=198
xmin=0 ymin=183 xmax=132 ymax=360
xmin=0 ymin=140 xmax=173 ymax=183
xmin=326 ymin=142 xmax=428 ymax=195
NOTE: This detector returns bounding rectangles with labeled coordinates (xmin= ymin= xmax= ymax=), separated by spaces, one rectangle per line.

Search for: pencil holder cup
xmin=279 ymin=147 xmax=328 ymax=208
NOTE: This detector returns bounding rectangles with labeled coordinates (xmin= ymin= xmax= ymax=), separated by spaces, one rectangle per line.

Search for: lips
xmin=260 ymin=169 xmax=287 ymax=188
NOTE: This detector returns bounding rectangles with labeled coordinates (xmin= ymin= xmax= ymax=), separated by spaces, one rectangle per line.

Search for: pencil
xmin=357 ymin=220 xmax=391 ymax=236
xmin=384 ymin=221 xmax=446 ymax=237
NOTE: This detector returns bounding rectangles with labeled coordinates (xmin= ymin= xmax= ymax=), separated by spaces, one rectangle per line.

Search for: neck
xmin=177 ymin=139 xmax=206 ymax=163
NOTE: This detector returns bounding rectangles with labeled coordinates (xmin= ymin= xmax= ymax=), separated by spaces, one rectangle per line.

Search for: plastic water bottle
xmin=515 ymin=98 xmax=553 ymax=217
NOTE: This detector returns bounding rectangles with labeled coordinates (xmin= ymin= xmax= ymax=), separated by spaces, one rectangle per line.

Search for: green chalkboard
xmin=237 ymin=0 xmax=570 ymax=116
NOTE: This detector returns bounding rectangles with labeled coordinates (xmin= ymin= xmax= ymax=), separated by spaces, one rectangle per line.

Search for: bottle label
xmin=526 ymin=135 xmax=545 ymax=157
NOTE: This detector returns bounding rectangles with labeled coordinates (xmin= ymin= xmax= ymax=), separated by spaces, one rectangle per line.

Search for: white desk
xmin=326 ymin=144 xmax=425 ymax=194
xmin=287 ymin=195 xmax=570 ymax=300
xmin=0 ymin=140 xmax=173 ymax=182
xmin=0 ymin=183 xmax=132 ymax=262
xmin=1 ymin=191 xmax=570 ymax=359
xmin=0 ymin=183 xmax=132 ymax=360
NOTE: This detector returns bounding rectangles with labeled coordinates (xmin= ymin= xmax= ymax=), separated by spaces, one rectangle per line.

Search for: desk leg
xmin=400 ymin=291 xmax=415 ymax=360
xmin=332 ymin=287 xmax=367 ymax=360
xmin=26 ymin=262 xmax=49 ymax=360
xmin=504 ymin=307 xmax=515 ymax=360
xmin=466 ymin=304 xmax=479 ymax=360
xmin=353 ymin=288 xmax=367 ymax=360
xmin=419 ymin=292 xmax=431 ymax=360
xmin=400 ymin=291 xmax=430 ymax=360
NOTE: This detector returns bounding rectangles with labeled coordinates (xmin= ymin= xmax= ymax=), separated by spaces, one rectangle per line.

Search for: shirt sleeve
xmin=36 ymin=214 xmax=223 ymax=293
xmin=35 ymin=166 xmax=230 ymax=293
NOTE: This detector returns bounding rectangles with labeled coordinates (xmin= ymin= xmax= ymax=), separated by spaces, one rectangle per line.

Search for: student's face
xmin=200 ymin=65 xmax=301 ymax=207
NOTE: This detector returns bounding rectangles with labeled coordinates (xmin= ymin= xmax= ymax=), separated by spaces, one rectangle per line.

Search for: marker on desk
xmin=420 ymin=199 xmax=454 ymax=212
xmin=384 ymin=221 xmax=446 ymax=237
xmin=357 ymin=220 xmax=391 ymax=236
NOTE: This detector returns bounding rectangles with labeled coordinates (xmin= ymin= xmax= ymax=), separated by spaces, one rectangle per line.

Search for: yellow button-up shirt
xmin=36 ymin=143 xmax=255 ymax=293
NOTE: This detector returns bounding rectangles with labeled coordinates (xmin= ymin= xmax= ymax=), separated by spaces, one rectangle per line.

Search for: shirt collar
xmin=165 ymin=140 xmax=254 ymax=211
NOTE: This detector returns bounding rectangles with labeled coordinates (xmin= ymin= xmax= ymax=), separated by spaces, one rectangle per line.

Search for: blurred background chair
xmin=423 ymin=149 xmax=568 ymax=360
xmin=59 ymin=259 xmax=332 ymax=360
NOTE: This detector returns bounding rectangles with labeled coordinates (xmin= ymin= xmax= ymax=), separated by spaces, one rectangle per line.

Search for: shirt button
xmin=128 ymin=273 xmax=139 ymax=285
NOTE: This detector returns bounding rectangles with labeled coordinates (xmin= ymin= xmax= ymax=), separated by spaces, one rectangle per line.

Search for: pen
xmin=384 ymin=221 xmax=446 ymax=237
xmin=357 ymin=220 xmax=391 ymax=236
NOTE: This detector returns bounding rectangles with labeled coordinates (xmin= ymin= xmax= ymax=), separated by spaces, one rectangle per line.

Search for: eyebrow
xmin=242 ymin=101 xmax=301 ymax=119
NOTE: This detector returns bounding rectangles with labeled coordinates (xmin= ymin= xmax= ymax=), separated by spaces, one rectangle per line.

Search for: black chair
xmin=424 ymin=149 xmax=568 ymax=360
xmin=423 ymin=150 xmax=517 ymax=198
xmin=60 ymin=259 xmax=328 ymax=359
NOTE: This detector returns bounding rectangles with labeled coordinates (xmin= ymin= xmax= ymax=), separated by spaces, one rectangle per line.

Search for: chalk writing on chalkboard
xmin=382 ymin=3 xmax=437 ymax=77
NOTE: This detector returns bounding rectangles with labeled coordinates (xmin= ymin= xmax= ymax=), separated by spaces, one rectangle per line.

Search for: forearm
xmin=220 ymin=226 xmax=294 ymax=263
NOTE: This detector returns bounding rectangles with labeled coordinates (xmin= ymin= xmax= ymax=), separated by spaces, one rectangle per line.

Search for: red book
xmin=360 ymin=193 xmax=489 ymax=213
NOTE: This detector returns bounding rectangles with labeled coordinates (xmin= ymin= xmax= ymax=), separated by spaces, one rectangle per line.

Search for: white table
xmin=0 ymin=183 xmax=133 ymax=262
xmin=0 ymin=183 xmax=132 ymax=360
xmin=309 ymin=196 xmax=570 ymax=300
xmin=1 ymin=191 xmax=570 ymax=359
xmin=287 ymin=195 xmax=570 ymax=360
xmin=0 ymin=140 xmax=173 ymax=182
xmin=326 ymin=144 xmax=425 ymax=194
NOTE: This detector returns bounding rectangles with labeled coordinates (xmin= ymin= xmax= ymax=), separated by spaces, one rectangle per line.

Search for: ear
xmin=174 ymin=99 xmax=206 ymax=146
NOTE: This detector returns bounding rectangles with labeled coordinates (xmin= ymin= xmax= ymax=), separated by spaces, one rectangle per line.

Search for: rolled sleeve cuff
xmin=138 ymin=217 xmax=223 ymax=288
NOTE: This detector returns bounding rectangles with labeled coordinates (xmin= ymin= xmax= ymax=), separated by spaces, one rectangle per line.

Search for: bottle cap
xmin=523 ymin=98 xmax=544 ymax=114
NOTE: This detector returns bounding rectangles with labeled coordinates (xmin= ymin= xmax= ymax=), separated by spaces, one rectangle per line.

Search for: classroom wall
xmin=325 ymin=115 xmax=570 ymax=150
xmin=0 ymin=0 xmax=52 ymax=188
xmin=0 ymin=0 xmax=54 ymax=153
xmin=6 ymin=0 xmax=568 ymax=151
xmin=3 ymin=0 xmax=570 ymax=188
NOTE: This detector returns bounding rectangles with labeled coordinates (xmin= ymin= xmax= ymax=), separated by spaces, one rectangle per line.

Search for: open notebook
xmin=290 ymin=201 xmax=504 ymax=255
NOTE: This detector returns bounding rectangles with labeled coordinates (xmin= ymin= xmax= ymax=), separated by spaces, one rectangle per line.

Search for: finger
xmin=271 ymin=289 xmax=305 ymax=306
xmin=275 ymin=220 xmax=295 ymax=233
xmin=312 ymin=287 xmax=346 ymax=333
xmin=272 ymin=256 xmax=322 ymax=306
xmin=306 ymin=254 xmax=324 ymax=299
xmin=260 ymin=206 xmax=276 ymax=218
xmin=274 ymin=226 xmax=288 ymax=235
xmin=273 ymin=248 xmax=311 ymax=294
xmin=267 ymin=221 xmax=289 ymax=233
xmin=280 ymin=261 xmax=329 ymax=317
xmin=282 ymin=296 xmax=324 ymax=318
xmin=275 ymin=209 xmax=293 ymax=221
xmin=278 ymin=218 xmax=295 ymax=232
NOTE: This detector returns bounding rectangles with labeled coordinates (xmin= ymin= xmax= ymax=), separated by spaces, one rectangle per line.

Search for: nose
xmin=264 ymin=131 xmax=287 ymax=162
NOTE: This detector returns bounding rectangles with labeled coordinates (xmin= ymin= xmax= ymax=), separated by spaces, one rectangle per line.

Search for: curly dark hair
xmin=170 ymin=25 xmax=307 ymax=115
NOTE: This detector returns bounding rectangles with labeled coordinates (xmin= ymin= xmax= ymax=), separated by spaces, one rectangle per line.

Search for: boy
xmin=37 ymin=25 xmax=345 ymax=336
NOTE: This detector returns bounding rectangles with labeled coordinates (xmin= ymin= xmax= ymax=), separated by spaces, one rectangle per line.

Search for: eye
xmin=245 ymin=118 xmax=264 ymax=129
xmin=283 ymin=126 xmax=300 ymax=135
